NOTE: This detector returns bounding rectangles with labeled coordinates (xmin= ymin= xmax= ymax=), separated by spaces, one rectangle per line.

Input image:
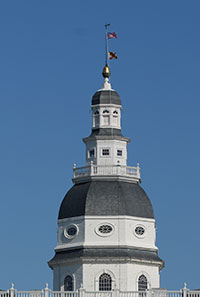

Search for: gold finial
xmin=102 ymin=64 xmax=111 ymax=79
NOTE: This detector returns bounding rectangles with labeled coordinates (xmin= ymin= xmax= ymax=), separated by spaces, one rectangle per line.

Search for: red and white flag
xmin=107 ymin=32 xmax=117 ymax=39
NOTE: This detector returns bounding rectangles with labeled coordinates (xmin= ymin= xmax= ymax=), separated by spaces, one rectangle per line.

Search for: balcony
xmin=72 ymin=163 xmax=141 ymax=184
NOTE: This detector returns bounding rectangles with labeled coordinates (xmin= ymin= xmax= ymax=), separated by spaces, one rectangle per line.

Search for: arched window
xmin=99 ymin=273 xmax=112 ymax=291
xmin=95 ymin=110 xmax=99 ymax=115
xmin=138 ymin=274 xmax=148 ymax=291
xmin=64 ymin=275 xmax=74 ymax=291
xmin=112 ymin=110 xmax=118 ymax=126
xmin=103 ymin=110 xmax=109 ymax=114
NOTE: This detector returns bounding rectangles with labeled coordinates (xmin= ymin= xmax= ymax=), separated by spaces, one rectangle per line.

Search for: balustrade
xmin=73 ymin=164 xmax=140 ymax=181
xmin=2 ymin=284 xmax=200 ymax=297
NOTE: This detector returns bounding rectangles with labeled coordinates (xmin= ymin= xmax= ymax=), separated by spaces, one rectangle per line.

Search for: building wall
xmin=85 ymin=139 xmax=128 ymax=166
xmin=92 ymin=105 xmax=121 ymax=130
xmin=56 ymin=215 xmax=157 ymax=251
xmin=53 ymin=264 xmax=83 ymax=291
xmin=53 ymin=262 xmax=160 ymax=291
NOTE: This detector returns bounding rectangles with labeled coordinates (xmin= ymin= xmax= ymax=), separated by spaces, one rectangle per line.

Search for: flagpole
xmin=105 ymin=24 xmax=110 ymax=66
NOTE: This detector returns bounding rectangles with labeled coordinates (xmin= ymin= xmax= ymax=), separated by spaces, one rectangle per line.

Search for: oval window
xmin=99 ymin=225 xmax=113 ymax=234
xmin=135 ymin=226 xmax=145 ymax=236
xmin=64 ymin=224 xmax=78 ymax=239
xmin=95 ymin=223 xmax=114 ymax=237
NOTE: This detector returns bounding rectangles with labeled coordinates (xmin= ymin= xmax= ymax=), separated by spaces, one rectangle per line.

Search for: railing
xmin=85 ymin=292 xmax=114 ymax=297
xmin=16 ymin=291 xmax=43 ymax=297
xmin=120 ymin=292 xmax=147 ymax=297
xmin=0 ymin=292 xmax=9 ymax=297
xmin=51 ymin=292 xmax=78 ymax=297
xmin=2 ymin=284 xmax=200 ymax=297
xmin=73 ymin=163 xmax=140 ymax=181
xmin=152 ymin=291 xmax=182 ymax=297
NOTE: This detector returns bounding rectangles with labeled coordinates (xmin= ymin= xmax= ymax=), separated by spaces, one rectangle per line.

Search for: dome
xmin=58 ymin=181 xmax=154 ymax=220
xmin=92 ymin=90 xmax=121 ymax=106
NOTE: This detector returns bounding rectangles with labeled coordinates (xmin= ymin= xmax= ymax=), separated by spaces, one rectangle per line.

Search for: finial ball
xmin=102 ymin=64 xmax=111 ymax=78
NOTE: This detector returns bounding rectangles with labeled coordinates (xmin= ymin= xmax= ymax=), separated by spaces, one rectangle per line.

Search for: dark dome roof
xmin=92 ymin=90 xmax=121 ymax=106
xmin=58 ymin=181 xmax=154 ymax=220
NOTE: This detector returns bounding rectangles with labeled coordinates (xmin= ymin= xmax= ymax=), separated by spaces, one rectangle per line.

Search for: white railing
xmin=16 ymin=291 xmax=43 ymax=297
xmin=51 ymin=292 xmax=78 ymax=297
xmin=120 ymin=291 xmax=147 ymax=297
xmin=0 ymin=292 xmax=9 ymax=297
xmin=85 ymin=292 xmax=114 ymax=297
xmin=73 ymin=163 xmax=140 ymax=181
xmin=2 ymin=284 xmax=200 ymax=297
xmin=152 ymin=291 xmax=182 ymax=297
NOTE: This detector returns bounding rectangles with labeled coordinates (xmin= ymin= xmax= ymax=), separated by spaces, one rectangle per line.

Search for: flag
xmin=108 ymin=51 xmax=118 ymax=60
xmin=107 ymin=32 xmax=117 ymax=39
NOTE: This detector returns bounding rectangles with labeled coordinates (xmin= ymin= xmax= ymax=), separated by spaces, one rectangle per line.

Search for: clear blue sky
xmin=0 ymin=0 xmax=200 ymax=291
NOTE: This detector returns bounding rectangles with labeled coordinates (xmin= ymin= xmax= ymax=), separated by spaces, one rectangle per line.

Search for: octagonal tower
xmin=48 ymin=65 xmax=164 ymax=292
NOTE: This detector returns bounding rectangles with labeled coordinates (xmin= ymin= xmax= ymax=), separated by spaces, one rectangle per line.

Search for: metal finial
xmin=102 ymin=64 xmax=111 ymax=79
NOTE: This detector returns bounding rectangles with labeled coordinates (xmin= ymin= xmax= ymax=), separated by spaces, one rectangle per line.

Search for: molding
xmin=58 ymin=215 xmax=156 ymax=224
xmin=91 ymin=103 xmax=122 ymax=109
xmin=72 ymin=175 xmax=140 ymax=185
xmin=83 ymin=135 xmax=130 ymax=143
xmin=49 ymin=252 xmax=163 ymax=269
xmin=55 ymin=244 xmax=158 ymax=253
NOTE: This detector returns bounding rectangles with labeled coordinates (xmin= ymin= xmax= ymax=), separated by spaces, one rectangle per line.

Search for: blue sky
xmin=0 ymin=0 xmax=200 ymax=291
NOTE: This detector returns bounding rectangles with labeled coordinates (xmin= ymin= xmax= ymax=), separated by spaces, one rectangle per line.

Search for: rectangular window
xmin=117 ymin=150 xmax=122 ymax=156
xmin=89 ymin=149 xmax=95 ymax=158
xmin=102 ymin=149 xmax=110 ymax=156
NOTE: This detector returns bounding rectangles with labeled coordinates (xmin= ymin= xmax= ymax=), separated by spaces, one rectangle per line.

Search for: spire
xmin=101 ymin=64 xmax=112 ymax=90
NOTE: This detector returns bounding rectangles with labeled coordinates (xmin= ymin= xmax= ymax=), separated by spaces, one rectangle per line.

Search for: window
xmin=98 ymin=225 xmax=113 ymax=234
xmin=67 ymin=226 xmax=77 ymax=236
xmin=117 ymin=150 xmax=122 ymax=156
xmin=103 ymin=109 xmax=109 ymax=114
xmin=64 ymin=275 xmax=74 ymax=291
xmin=138 ymin=274 xmax=148 ymax=291
xmin=135 ymin=226 xmax=145 ymax=236
xmin=102 ymin=149 xmax=110 ymax=156
xmin=99 ymin=273 xmax=112 ymax=291
xmin=95 ymin=223 xmax=114 ymax=237
xmin=64 ymin=224 xmax=78 ymax=239
xmin=94 ymin=110 xmax=99 ymax=115
xmin=89 ymin=149 xmax=95 ymax=158
xmin=113 ymin=110 xmax=118 ymax=115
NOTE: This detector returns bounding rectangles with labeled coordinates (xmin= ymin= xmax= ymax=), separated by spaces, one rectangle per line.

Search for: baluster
xmin=10 ymin=284 xmax=15 ymax=297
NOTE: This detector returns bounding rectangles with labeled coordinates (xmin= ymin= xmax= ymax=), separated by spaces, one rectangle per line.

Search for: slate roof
xmin=83 ymin=128 xmax=130 ymax=142
xmin=92 ymin=90 xmax=121 ymax=106
xmin=58 ymin=181 xmax=154 ymax=220
xmin=48 ymin=247 xmax=164 ymax=269
xmin=90 ymin=128 xmax=123 ymax=136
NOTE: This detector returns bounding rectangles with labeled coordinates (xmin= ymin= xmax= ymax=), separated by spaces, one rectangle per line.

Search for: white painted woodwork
xmin=92 ymin=105 xmax=121 ymax=130
xmin=56 ymin=216 xmax=157 ymax=251
xmin=51 ymin=82 xmax=162 ymax=291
